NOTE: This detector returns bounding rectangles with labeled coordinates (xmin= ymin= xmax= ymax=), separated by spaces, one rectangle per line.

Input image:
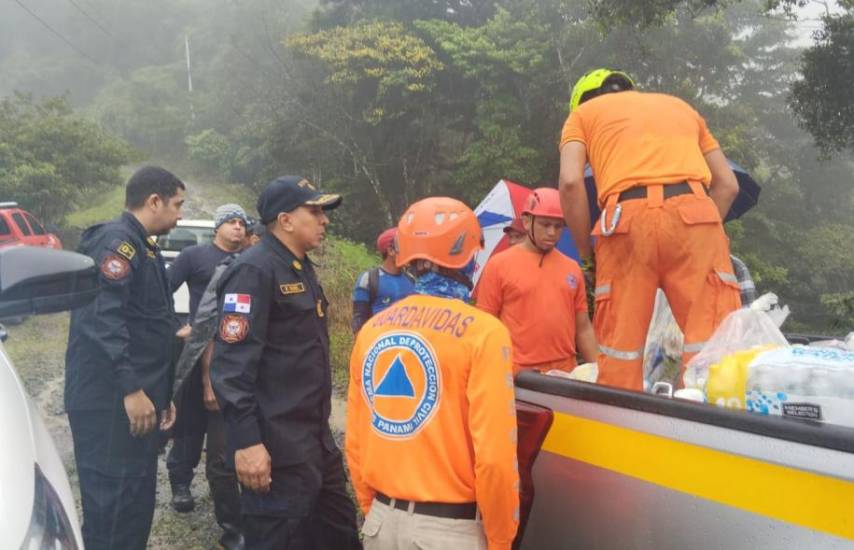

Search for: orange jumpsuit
xmin=476 ymin=244 xmax=588 ymax=373
xmin=346 ymin=293 xmax=520 ymax=550
xmin=560 ymin=91 xmax=741 ymax=391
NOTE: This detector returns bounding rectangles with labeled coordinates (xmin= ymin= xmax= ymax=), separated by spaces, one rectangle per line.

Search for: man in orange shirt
xmin=558 ymin=68 xmax=741 ymax=391
xmin=477 ymin=188 xmax=598 ymax=374
xmin=346 ymin=197 xmax=519 ymax=550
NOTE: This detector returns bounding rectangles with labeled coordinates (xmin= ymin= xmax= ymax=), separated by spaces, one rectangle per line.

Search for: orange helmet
xmin=396 ymin=197 xmax=483 ymax=269
xmin=522 ymin=187 xmax=563 ymax=219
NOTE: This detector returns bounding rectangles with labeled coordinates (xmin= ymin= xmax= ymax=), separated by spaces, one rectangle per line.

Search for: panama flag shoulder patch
xmin=223 ymin=293 xmax=251 ymax=313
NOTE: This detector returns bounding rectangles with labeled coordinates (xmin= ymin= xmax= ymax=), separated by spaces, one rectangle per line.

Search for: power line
xmin=65 ymin=0 xmax=113 ymax=37
xmin=12 ymin=0 xmax=98 ymax=63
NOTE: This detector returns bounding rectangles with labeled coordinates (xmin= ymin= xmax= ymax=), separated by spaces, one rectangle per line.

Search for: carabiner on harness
xmin=599 ymin=203 xmax=622 ymax=237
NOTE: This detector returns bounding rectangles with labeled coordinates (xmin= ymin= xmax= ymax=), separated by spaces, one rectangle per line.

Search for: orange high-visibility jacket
xmin=346 ymin=293 xmax=520 ymax=550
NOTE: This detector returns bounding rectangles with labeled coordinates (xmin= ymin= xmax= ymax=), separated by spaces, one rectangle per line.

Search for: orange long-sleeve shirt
xmin=560 ymin=91 xmax=721 ymax=205
xmin=346 ymin=293 xmax=520 ymax=550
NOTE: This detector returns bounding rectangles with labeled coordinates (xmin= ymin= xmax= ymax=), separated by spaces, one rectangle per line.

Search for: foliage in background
xmin=90 ymin=65 xmax=189 ymax=157
xmin=0 ymin=94 xmax=133 ymax=223
xmin=185 ymin=128 xmax=233 ymax=175
xmin=312 ymin=0 xmax=500 ymax=27
xmin=0 ymin=0 xmax=851 ymax=332
xmin=314 ymin=237 xmax=379 ymax=384
xmin=65 ymin=185 xmax=126 ymax=230
xmin=789 ymin=8 xmax=854 ymax=154
xmin=283 ymin=21 xmax=446 ymax=226
xmin=821 ymin=292 xmax=854 ymax=332
xmin=586 ymin=0 xmax=854 ymax=155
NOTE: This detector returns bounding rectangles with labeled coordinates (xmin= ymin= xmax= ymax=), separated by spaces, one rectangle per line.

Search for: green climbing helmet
xmin=569 ymin=68 xmax=636 ymax=112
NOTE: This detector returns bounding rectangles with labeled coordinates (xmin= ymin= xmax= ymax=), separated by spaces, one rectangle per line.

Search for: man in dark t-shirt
xmin=170 ymin=212 xmax=246 ymax=321
xmin=167 ymin=203 xmax=248 ymax=514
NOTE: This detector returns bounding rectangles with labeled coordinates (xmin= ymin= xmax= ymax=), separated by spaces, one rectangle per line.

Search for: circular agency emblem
xmin=361 ymin=331 xmax=441 ymax=439
xmin=219 ymin=314 xmax=249 ymax=343
xmin=100 ymin=254 xmax=130 ymax=280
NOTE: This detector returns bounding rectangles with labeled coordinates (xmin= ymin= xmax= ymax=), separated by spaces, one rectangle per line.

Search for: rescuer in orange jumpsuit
xmin=346 ymin=197 xmax=519 ymax=550
xmin=558 ymin=68 xmax=742 ymax=391
xmin=477 ymin=187 xmax=598 ymax=374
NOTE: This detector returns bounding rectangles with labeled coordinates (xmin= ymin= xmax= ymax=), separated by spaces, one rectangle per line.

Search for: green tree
xmin=312 ymin=0 xmax=498 ymax=28
xmin=790 ymin=8 xmax=854 ymax=154
xmin=416 ymin=7 xmax=555 ymax=200
xmin=185 ymin=128 xmax=232 ymax=174
xmin=0 ymin=94 xmax=133 ymax=223
xmin=584 ymin=0 xmax=807 ymax=28
xmin=281 ymin=21 xmax=446 ymax=233
xmin=585 ymin=0 xmax=854 ymax=154
xmin=90 ymin=65 xmax=189 ymax=156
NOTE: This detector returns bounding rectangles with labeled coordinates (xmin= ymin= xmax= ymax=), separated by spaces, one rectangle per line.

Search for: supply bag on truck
xmin=703 ymin=346 xmax=776 ymax=409
xmin=642 ymin=290 xmax=684 ymax=390
xmin=683 ymin=293 xmax=789 ymax=389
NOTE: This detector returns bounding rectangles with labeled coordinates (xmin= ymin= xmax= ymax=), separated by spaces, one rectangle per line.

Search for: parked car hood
xmin=0 ymin=344 xmax=37 ymax=548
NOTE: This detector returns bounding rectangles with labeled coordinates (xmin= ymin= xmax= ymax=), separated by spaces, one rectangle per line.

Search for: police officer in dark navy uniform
xmin=64 ymin=166 xmax=186 ymax=550
xmin=211 ymin=176 xmax=361 ymax=550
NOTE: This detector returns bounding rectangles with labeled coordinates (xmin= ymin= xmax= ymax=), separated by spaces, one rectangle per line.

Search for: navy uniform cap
xmin=256 ymin=176 xmax=342 ymax=224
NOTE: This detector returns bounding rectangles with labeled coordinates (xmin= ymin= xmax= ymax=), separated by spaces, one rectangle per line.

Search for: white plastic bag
xmin=544 ymin=362 xmax=598 ymax=383
xmin=683 ymin=293 xmax=789 ymax=389
xmin=642 ymin=290 xmax=684 ymax=390
xmin=749 ymin=292 xmax=791 ymax=328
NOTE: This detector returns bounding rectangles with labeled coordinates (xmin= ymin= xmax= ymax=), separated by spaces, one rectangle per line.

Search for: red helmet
xmin=376 ymin=228 xmax=397 ymax=254
xmin=522 ymin=187 xmax=563 ymax=219
xmin=396 ymin=197 xmax=483 ymax=269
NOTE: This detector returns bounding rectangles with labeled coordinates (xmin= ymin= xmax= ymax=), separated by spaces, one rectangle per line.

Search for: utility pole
xmin=185 ymin=35 xmax=196 ymax=122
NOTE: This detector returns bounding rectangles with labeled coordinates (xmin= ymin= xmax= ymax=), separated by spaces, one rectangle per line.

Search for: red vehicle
xmin=0 ymin=202 xmax=62 ymax=250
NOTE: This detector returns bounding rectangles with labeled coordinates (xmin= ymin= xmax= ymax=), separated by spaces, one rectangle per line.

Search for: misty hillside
xmin=1 ymin=0 xmax=852 ymax=331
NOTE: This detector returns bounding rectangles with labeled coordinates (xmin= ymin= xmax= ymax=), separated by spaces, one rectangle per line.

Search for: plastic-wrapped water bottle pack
xmin=744 ymin=346 xmax=854 ymax=426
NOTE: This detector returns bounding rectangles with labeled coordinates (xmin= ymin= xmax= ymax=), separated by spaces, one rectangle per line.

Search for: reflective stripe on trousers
xmin=591 ymin=190 xmax=741 ymax=391
xmin=599 ymin=345 xmax=642 ymax=362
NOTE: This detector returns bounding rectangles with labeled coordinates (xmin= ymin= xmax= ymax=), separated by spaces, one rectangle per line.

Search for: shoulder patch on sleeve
xmin=101 ymin=254 xmax=131 ymax=280
xmin=220 ymin=314 xmax=249 ymax=343
xmin=115 ymin=241 xmax=136 ymax=261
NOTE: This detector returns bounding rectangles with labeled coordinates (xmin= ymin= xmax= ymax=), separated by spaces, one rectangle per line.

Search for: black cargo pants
xmin=240 ymin=444 xmax=361 ymax=550
xmin=206 ymin=408 xmax=242 ymax=530
xmin=68 ymin=404 xmax=159 ymax=550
